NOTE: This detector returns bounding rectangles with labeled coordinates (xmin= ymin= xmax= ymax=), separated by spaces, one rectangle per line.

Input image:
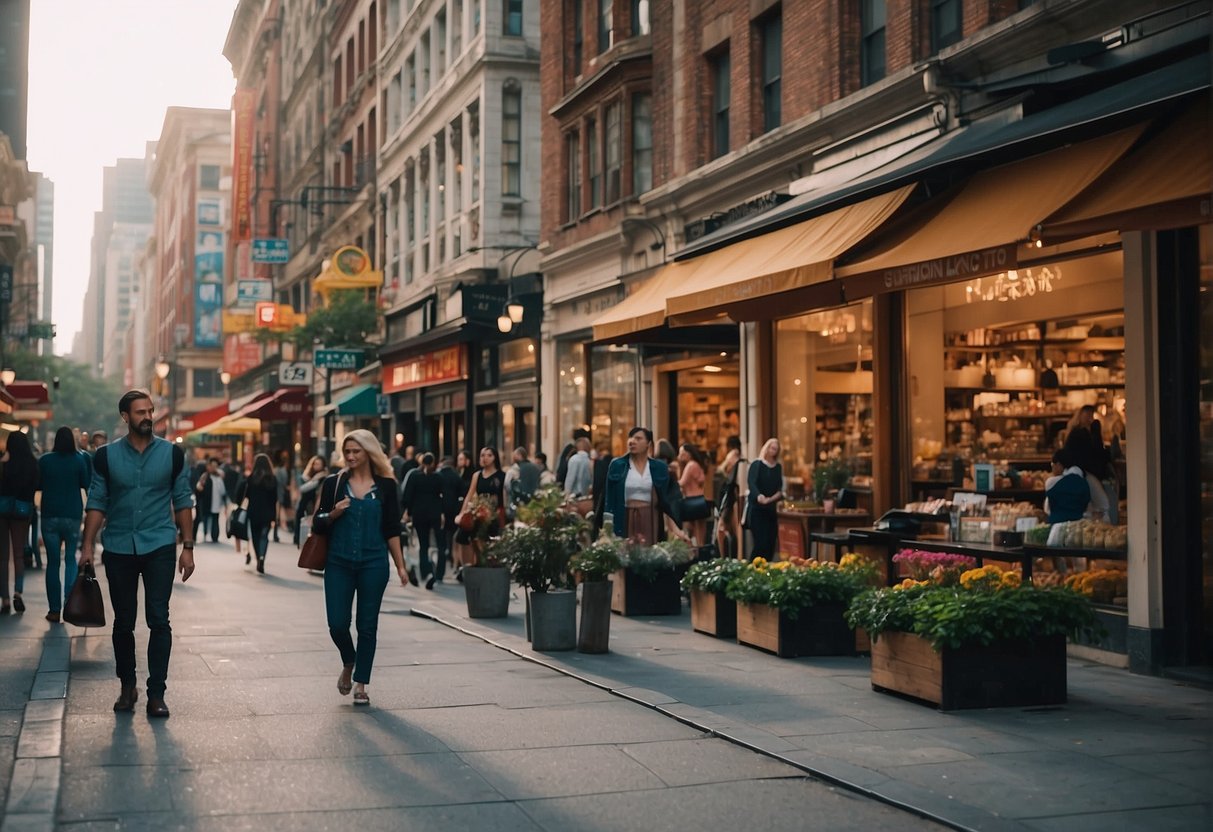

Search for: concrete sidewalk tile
xmin=19 ymin=701 xmax=62 ymax=724
xmin=1021 ymin=803 xmax=1213 ymax=831
xmin=457 ymin=745 xmax=667 ymax=800
xmin=873 ymin=778 xmax=1032 ymax=832
xmin=36 ymin=638 xmax=70 ymax=674
xmin=29 ymin=671 xmax=67 ymax=701
xmin=0 ymin=813 xmax=56 ymax=832
xmin=613 ymin=686 xmax=679 ymax=706
xmin=261 ymin=711 xmax=451 ymax=759
xmin=1099 ymin=749 xmax=1213 ymax=793
xmin=4 ymin=757 xmax=59 ymax=814
xmin=61 ymin=713 xmax=275 ymax=768
xmin=58 ymin=766 xmax=176 ymax=820
xmin=778 ymin=748 xmax=894 ymax=789
xmin=14 ymin=718 xmax=61 ymax=760
xmin=620 ymin=737 xmax=801 ymax=787
xmin=0 ymin=710 xmax=22 ymax=739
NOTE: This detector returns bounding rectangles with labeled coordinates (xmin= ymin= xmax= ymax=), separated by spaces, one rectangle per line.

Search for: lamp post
xmin=154 ymin=355 xmax=171 ymax=435
xmin=220 ymin=370 xmax=231 ymax=399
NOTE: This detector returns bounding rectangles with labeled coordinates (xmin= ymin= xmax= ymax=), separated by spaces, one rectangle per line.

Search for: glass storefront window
xmin=775 ymin=300 xmax=873 ymax=499
xmin=1199 ymin=224 xmax=1213 ymax=657
xmin=591 ymin=344 xmax=638 ymax=457
xmin=557 ymin=338 xmax=587 ymax=445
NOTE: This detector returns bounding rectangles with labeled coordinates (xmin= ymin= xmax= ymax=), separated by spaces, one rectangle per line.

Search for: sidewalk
xmin=3 ymin=540 xmax=946 ymax=831
xmin=410 ymin=577 xmax=1213 ymax=832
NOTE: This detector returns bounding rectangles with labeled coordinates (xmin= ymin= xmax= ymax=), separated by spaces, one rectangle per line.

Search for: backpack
xmin=94 ymin=443 xmax=185 ymax=488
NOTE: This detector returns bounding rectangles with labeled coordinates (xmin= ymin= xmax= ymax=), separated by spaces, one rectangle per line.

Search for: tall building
xmin=0 ymin=0 xmax=30 ymax=160
xmin=33 ymin=172 xmax=51 ymax=354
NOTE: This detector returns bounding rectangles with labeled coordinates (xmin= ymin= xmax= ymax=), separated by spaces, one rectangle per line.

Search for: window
xmin=435 ymin=136 xmax=446 ymax=221
xmin=452 ymin=0 xmax=463 ymax=58
xmin=504 ymin=0 xmax=522 ymax=36
xmin=572 ymin=0 xmax=583 ymax=75
xmin=437 ymin=9 xmax=447 ymax=76
xmin=631 ymin=0 xmax=649 ymax=35
xmin=406 ymin=54 xmax=416 ymax=113
xmin=861 ymin=0 xmax=886 ymax=86
xmin=193 ymin=368 xmax=222 ymax=399
xmin=587 ymin=116 xmax=600 ymax=207
xmin=421 ymin=159 xmax=431 ymax=235
xmin=710 ymin=51 xmax=730 ymax=158
xmin=632 ymin=93 xmax=652 ymax=194
xmin=502 ymin=84 xmax=522 ymax=196
xmin=759 ymin=13 xmax=781 ymax=133
xmin=388 ymin=71 xmax=402 ymax=132
xmin=604 ymin=101 xmax=621 ymax=203
xmin=931 ymin=0 xmax=962 ymax=52
xmin=199 ymin=165 xmax=221 ymax=189
xmin=405 ymin=169 xmax=416 ymax=245
xmin=333 ymin=55 xmax=343 ymax=106
xmin=420 ymin=31 xmax=430 ymax=96
xmin=470 ymin=103 xmax=481 ymax=201
xmin=598 ymin=0 xmax=612 ymax=52
xmin=566 ymin=131 xmax=581 ymax=221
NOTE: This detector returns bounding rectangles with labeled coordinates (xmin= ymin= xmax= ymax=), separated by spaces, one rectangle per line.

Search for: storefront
xmin=382 ymin=344 xmax=469 ymax=459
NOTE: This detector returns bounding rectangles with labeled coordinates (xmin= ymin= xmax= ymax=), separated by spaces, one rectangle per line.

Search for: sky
xmin=26 ymin=0 xmax=239 ymax=355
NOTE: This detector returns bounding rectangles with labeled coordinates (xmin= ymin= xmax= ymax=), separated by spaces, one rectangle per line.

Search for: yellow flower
xmin=769 ymin=560 xmax=792 ymax=571
xmin=1000 ymin=571 xmax=1022 ymax=588
xmin=839 ymin=553 xmax=860 ymax=569
xmin=751 ymin=557 xmax=768 ymax=571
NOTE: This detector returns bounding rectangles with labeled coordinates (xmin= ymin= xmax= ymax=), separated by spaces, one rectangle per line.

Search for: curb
xmin=409 ymin=605 xmax=997 ymax=832
xmin=1 ymin=630 xmax=70 ymax=832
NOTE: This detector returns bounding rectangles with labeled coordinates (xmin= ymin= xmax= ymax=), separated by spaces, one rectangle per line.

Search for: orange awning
xmin=663 ymin=185 xmax=915 ymax=326
xmin=591 ymin=264 xmax=696 ymax=342
xmin=1042 ymin=100 xmax=1211 ymax=239
xmin=837 ymin=124 xmax=1146 ymax=283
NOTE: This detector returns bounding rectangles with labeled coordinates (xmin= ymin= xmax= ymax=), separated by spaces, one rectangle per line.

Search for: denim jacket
xmin=603 ymin=456 xmax=678 ymax=538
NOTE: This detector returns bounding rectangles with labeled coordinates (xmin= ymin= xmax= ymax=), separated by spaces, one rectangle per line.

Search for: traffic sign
xmin=314 ymin=349 xmax=365 ymax=370
xmin=279 ymin=362 xmax=313 ymax=386
xmin=252 ymin=238 xmax=290 ymax=263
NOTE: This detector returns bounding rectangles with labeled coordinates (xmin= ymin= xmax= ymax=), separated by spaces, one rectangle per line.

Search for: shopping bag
xmin=226 ymin=501 xmax=249 ymax=540
xmin=63 ymin=562 xmax=106 ymax=628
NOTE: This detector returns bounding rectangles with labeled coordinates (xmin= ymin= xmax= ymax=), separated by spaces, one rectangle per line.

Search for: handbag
xmin=63 ymin=562 xmax=107 ymax=628
xmin=226 ymin=498 xmax=250 ymax=541
xmin=297 ymin=472 xmax=343 ymax=570
xmin=679 ymin=495 xmax=712 ymax=522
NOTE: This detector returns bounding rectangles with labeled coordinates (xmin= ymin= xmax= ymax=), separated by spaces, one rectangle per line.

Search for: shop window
xmin=758 ymin=12 xmax=781 ymax=133
xmin=502 ymin=82 xmax=522 ymax=196
xmin=861 ymin=0 xmax=886 ymax=87
xmin=775 ymin=300 xmax=874 ymax=499
xmin=631 ymin=93 xmax=652 ymax=194
xmin=557 ymin=339 xmax=588 ymax=445
xmin=930 ymin=0 xmax=962 ymax=52
xmin=591 ymin=344 xmax=638 ymax=457
xmin=710 ymin=49 xmax=730 ymax=159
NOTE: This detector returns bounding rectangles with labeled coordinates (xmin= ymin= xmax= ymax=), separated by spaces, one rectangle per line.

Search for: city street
xmin=2 ymin=539 xmax=1209 ymax=831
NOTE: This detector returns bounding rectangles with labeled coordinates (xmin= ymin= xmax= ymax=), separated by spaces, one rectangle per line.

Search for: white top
xmin=1043 ymin=466 xmax=1110 ymax=521
xmin=209 ymin=473 xmax=227 ymax=514
xmin=624 ymin=459 xmax=653 ymax=503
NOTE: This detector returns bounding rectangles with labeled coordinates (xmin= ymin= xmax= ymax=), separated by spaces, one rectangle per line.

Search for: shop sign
xmin=223 ymin=333 xmax=262 ymax=376
xmin=383 ymin=345 xmax=467 ymax=393
xmin=279 ymin=361 xmax=313 ymax=386
xmin=683 ymin=192 xmax=792 ymax=243
xmin=252 ymin=238 xmax=290 ymax=263
xmin=845 ymin=244 xmax=1019 ymax=297
xmin=449 ymin=284 xmax=508 ymax=322
xmin=231 ymin=88 xmax=255 ymax=242
xmin=236 ymin=279 xmax=274 ymax=306
xmin=314 ymin=348 xmax=366 ymax=370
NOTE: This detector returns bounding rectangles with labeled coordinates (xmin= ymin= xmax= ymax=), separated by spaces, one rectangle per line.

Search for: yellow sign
xmin=333 ymin=246 xmax=371 ymax=277
xmin=313 ymin=245 xmax=382 ymax=305
xmin=223 ymin=306 xmax=306 ymax=333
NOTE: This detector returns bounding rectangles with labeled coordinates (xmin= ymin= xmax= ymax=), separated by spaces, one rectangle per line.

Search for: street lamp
xmin=154 ymin=357 xmax=171 ymax=381
xmin=0 ymin=368 xmax=14 ymax=386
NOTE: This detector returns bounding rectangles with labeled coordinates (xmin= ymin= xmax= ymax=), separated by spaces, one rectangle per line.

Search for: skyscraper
xmin=0 ymin=0 xmax=30 ymax=160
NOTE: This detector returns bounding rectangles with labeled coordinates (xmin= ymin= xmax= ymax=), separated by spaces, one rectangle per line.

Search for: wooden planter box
xmin=870 ymin=631 xmax=1067 ymax=710
xmin=610 ymin=568 xmax=682 ymax=616
xmin=735 ymin=601 xmax=859 ymax=658
xmin=690 ymin=590 xmax=736 ymax=638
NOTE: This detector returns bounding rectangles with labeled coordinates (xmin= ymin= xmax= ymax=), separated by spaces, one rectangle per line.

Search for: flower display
xmin=893 ymin=549 xmax=977 ymax=584
xmin=724 ymin=556 xmax=879 ymax=620
xmin=681 ymin=557 xmax=749 ymax=594
xmin=621 ymin=537 xmax=693 ymax=582
xmin=1063 ymin=568 xmax=1128 ymax=603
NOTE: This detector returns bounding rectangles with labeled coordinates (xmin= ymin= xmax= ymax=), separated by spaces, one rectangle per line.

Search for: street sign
xmin=251 ymin=238 xmax=290 ymax=263
xmin=376 ymin=394 xmax=391 ymax=416
xmin=314 ymin=349 xmax=365 ymax=370
xmin=236 ymin=279 xmax=274 ymax=306
xmin=279 ymin=361 xmax=313 ymax=386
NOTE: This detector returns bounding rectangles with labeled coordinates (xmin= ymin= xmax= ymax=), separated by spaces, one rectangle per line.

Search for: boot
xmin=113 ymin=684 xmax=139 ymax=712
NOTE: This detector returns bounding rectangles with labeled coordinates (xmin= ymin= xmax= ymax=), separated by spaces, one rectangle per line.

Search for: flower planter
xmin=735 ymin=601 xmax=858 ymax=658
xmin=869 ymin=631 xmax=1067 ymax=710
xmin=463 ymin=566 xmax=511 ymax=619
xmin=577 ymin=580 xmax=613 ymax=653
xmin=529 ymin=589 xmax=577 ymax=652
xmin=610 ymin=568 xmax=682 ymax=616
xmin=690 ymin=589 xmax=736 ymax=638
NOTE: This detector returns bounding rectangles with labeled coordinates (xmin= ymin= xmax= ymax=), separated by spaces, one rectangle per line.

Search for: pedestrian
xmin=677 ymin=442 xmax=710 ymax=546
xmin=389 ymin=443 xmax=408 ymax=482
xmin=555 ymin=427 xmax=591 ymax=488
xmin=503 ymin=446 xmax=539 ymax=516
xmin=273 ymin=451 xmax=291 ymax=542
xmin=78 ymin=430 xmax=91 ymax=453
xmin=745 ymin=438 xmax=785 ymax=559
xmin=294 ymin=455 xmax=327 ymax=545
xmin=436 ymin=455 xmax=463 ymax=580
xmin=715 ymin=436 xmax=745 ymax=559
xmin=79 ymin=389 xmax=195 ymax=718
xmin=455 ymin=447 xmax=505 ymax=576
xmin=0 ymin=431 xmax=40 ymax=614
xmin=563 ymin=436 xmax=592 ymax=498
xmin=235 ymin=453 xmax=278 ymax=574
xmin=90 ymin=431 xmax=108 ymax=455
xmin=402 ymin=452 xmax=446 ymax=589
xmin=192 ymin=458 xmax=225 ymax=543
xmin=604 ymin=427 xmax=680 ymax=545
xmin=399 ymin=444 xmax=418 ymax=479
xmin=535 ymin=452 xmax=556 ymax=487
xmin=37 ymin=427 xmax=91 ymax=622
xmin=313 ymin=429 xmax=407 ymax=707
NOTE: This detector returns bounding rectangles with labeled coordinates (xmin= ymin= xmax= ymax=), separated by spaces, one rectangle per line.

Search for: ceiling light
xmin=703 ymin=365 xmax=723 ymax=373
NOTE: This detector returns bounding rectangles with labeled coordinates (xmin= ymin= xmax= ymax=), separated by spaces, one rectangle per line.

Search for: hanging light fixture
xmin=497 ymin=306 xmax=513 ymax=333
xmin=507 ymin=299 xmax=524 ymax=323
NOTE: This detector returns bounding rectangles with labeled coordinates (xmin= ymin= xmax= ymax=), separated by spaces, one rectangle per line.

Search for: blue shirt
xmin=38 ymin=451 xmax=91 ymax=520
xmin=85 ymin=436 xmax=195 ymax=555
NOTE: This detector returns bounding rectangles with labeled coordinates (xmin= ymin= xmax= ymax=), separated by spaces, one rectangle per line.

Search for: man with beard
xmin=80 ymin=390 xmax=195 ymax=719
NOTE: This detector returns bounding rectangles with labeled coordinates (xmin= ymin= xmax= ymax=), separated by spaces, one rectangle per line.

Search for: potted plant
xmin=611 ymin=538 xmax=693 ymax=617
xmin=460 ymin=494 xmax=510 ymax=619
xmin=846 ymin=563 xmax=1101 ymax=710
xmin=681 ymin=557 xmax=748 ymax=638
xmin=811 ymin=457 xmax=851 ymax=510
xmin=570 ymin=533 xmax=626 ymax=653
xmin=506 ymin=487 xmax=587 ymax=651
xmin=725 ymin=554 xmax=877 ymax=657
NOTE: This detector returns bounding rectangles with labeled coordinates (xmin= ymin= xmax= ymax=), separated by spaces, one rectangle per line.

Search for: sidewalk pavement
xmin=3 ymin=540 xmax=945 ymax=832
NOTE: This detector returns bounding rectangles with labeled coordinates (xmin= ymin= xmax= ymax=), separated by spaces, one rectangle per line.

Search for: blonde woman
xmin=311 ymin=430 xmax=407 ymax=706
xmin=745 ymin=438 xmax=785 ymax=559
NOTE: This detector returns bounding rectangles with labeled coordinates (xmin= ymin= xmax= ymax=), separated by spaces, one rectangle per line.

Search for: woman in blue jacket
xmin=603 ymin=427 xmax=680 ymax=545
xmin=38 ymin=427 xmax=91 ymax=621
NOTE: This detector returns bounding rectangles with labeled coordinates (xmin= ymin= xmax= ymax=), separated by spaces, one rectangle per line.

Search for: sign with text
xmin=236 ymin=279 xmax=274 ymax=307
xmin=231 ymin=88 xmax=255 ymax=242
xmin=843 ymin=244 xmax=1019 ymax=299
xmin=279 ymin=362 xmax=313 ymax=386
xmin=224 ymin=333 xmax=262 ymax=376
xmin=314 ymin=348 xmax=366 ymax=370
xmin=382 ymin=345 xmax=467 ymax=393
xmin=252 ymin=238 xmax=290 ymax=263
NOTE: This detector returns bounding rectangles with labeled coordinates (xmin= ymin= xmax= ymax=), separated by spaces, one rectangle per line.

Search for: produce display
xmin=1064 ymin=568 xmax=1128 ymax=605
xmin=1045 ymin=520 xmax=1128 ymax=551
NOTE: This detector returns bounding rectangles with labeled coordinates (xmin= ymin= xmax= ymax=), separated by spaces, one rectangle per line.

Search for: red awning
xmin=177 ymin=400 xmax=232 ymax=432
xmin=231 ymin=387 xmax=310 ymax=421
xmin=6 ymin=381 xmax=49 ymax=405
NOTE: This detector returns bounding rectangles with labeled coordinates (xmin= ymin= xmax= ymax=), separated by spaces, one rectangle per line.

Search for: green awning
xmin=317 ymin=383 xmax=378 ymax=417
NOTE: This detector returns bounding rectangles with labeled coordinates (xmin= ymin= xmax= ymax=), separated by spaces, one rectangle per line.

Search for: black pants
xmin=414 ymin=517 xmax=447 ymax=581
xmin=104 ymin=545 xmax=176 ymax=699
xmin=193 ymin=510 xmax=219 ymax=542
xmin=748 ymin=507 xmax=777 ymax=559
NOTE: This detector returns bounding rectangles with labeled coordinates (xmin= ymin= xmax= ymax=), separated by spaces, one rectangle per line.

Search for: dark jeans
xmin=323 ymin=554 xmax=389 ymax=684
xmin=251 ymin=522 xmax=270 ymax=562
xmin=414 ymin=517 xmax=447 ymax=581
xmin=104 ymin=546 xmax=176 ymax=699
xmin=41 ymin=516 xmax=80 ymax=613
xmin=0 ymin=516 xmax=30 ymax=597
xmin=193 ymin=510 xmax=219 ymax=542
xmin=748 ymin=507 xmax=777 ymax=559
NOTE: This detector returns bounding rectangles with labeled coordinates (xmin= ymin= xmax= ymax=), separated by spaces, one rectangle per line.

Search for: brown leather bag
xmin=63 ymin=562 xmax=106 ymax=627
xmin=297 ymin=472 xmax=343 ymax=570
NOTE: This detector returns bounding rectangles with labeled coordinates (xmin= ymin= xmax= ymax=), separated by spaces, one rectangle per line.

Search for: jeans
xmin=414 ymin=517 xmax=447 ymax=581
xmin=193 ymin=510 xmax=219 ymax=543
xmin=104 ymin=545 xmax=177 ymax=698
xmin=251 ymin=522 xmax=270 ymax=562
xmin=41 ymin=516 xmax=80 ymax=613
xmin=323 ymin=554 xmax=389 ymax=684
xmin=0 ymin=516 xmax=30 ymax=597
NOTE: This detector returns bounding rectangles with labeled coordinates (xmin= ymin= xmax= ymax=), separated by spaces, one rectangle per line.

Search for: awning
xmin=591 ymin=266 xmax=697 ymax=342
xmin=836 ymin=123 xmax=1146 ymax=287
xmin=178 ymin=401 xmax=232 ymax=432
xmin=1042 ymin=99 xmax=1212 ymax=239
xmin=663 ymin=185 xmax=915 ymax=326
xmin=230 ymin=387 xmax=311 ymax=421
xmin=184 ymin=416 xmax=261 ymax=442
xmin=6 ymin=381 xmax=49 ymax=405
xmin=316 ymin=383 xmax=378 ymax=418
